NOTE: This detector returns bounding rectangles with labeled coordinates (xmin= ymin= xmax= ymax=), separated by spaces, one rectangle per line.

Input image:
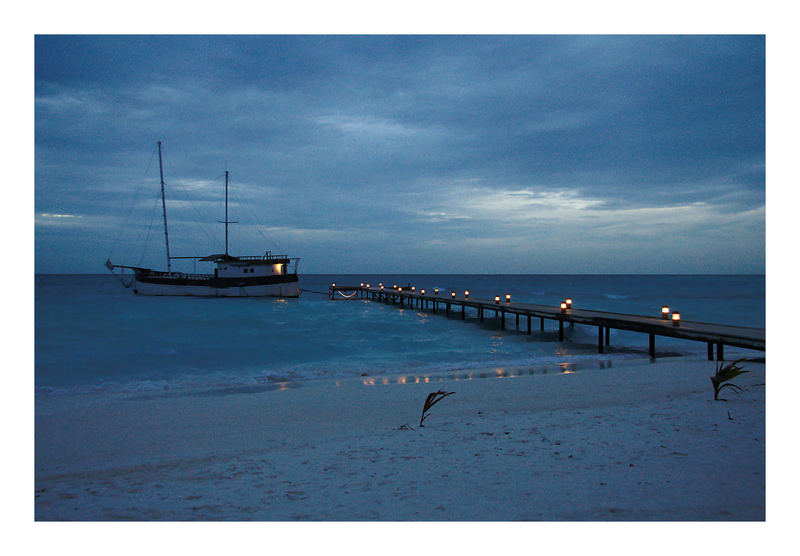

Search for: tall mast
xmin=157 ymin=141 xmax=171 ymax=272
xmin=218 ymin=170 xmax=237 ymax=257
xmin=224 ymin=170 xmax=229 ymax=256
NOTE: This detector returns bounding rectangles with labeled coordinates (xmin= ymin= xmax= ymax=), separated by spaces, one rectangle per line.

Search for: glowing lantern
xmin=451 ymin=292 xmax=456 ymax=299
xmin=434 ymin=288 xmax=439 ymax=295
xmin=506 ymin=294 xmax=511 ymax=303
xmin=662 ymin=305 xmax=670 ymax=320
xmin=494 ymin=295 xmax=500 ymax=304
xmin=672 ymin=311 xmax=681 ymax=327
xmin=465 ymin=291 xmax=470 ymax=299
xmin=560 ymin=301 xmax=567 ymax=313
xmin=421 ymin=289 xmax=426 ymax=295
xmin=565 ymin=298 xmax=572 ymax=308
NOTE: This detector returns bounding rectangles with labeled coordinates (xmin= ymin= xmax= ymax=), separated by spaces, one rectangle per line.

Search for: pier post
xmin=362 ymin=280 xmax=763 ymax=361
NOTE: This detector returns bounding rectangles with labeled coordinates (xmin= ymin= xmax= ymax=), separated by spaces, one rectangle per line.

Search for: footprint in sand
xmin=286 ymin=490 xmax=308 ymax=501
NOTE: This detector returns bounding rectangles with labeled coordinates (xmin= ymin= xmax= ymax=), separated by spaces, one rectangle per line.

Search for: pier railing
xmin=329 ymin=283 xmax=765 ymax=360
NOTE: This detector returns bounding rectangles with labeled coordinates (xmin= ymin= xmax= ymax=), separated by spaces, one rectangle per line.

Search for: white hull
xmin=134 ymin=280 xmax=299 ymax=297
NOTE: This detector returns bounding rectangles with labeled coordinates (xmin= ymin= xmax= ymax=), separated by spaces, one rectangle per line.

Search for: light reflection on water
xmin=358 ymin=359 xmax=604 ymax=386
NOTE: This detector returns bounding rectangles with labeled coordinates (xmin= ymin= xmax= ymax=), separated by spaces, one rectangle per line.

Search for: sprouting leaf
xmin=711 ymin=359 xmax=750 ymax=400
xmin=420 ymin=390 xmax=455 ymax=427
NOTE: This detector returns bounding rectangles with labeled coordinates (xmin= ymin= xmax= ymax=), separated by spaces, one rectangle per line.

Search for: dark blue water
xmin=35 ymin=274 xmax=764 ymax=395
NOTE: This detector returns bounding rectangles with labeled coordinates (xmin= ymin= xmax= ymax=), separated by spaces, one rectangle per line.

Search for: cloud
xmin=34 ymin=35 xmax=765 ymax=273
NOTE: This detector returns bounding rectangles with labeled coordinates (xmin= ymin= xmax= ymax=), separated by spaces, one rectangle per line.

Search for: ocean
xmin=35 ymin=274 xmax=765 ymax=397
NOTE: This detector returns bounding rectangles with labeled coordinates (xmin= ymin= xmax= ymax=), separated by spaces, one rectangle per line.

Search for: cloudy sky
xmin=34 ymin=34 xmax=765 ymax=274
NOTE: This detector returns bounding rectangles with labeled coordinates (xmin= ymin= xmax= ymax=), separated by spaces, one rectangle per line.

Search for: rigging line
xmin=107 ymin=144 xmax=159 ymax=259
xmin=137 ymin=197 xmax=161 ymax=266
xmin=128 ymin=195 xmax=159 ymax=253
xmin=227 ymin=179 xmax=284 ymax=253
xmin=164 ymin=178 xmax=218 ymax=246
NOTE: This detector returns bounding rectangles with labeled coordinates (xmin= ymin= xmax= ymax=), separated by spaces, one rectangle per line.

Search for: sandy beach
xmin=35 ymin=355 xmax=765 ymax=521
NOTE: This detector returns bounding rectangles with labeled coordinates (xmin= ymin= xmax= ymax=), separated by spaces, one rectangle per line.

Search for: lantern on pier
xmin=411 ymin=286 xmax=415 ymax=292
xmin=672 ymin=311 xmax=681 ymax=327
xmin=331 ymin=283 xmax=336 ymax=288
xmin=451 ymin=292 xmax=456 ymax=299
xmin=506 ymin=294 xmax=511 ymax=303
xmin=421 ymin=289 xmax=426 ymax=295
xmin=360 ymin=282 xmax=364 ymax=287
xmin=465 ymin=291 xmax=470 ymax=299
xmin=494 ymin=295 xmax=500 ymax=304
xmin=560 ymin=301 xmax=567 ymax=313
xmin=380 ymin=285 xmax=384 ymax=290
xmin=565 ymin=298 xmax=572 ymax=309
xmin=661 ymin=305 xmax=670 ymax=320
xmin=434 ymin=288 xmax=439 ymax=295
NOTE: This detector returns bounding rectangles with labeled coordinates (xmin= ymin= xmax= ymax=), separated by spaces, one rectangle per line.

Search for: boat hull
xmin=132 ymin=274 xmax=300 ymax=297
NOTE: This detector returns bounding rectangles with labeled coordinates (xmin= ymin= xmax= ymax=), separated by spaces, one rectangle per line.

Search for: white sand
xmin=35 ymin=356 xmax=765 ymax=522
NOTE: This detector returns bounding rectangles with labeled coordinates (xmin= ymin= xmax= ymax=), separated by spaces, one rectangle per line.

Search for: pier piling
xmin=342 ymin=284 xmax=764 ymax=360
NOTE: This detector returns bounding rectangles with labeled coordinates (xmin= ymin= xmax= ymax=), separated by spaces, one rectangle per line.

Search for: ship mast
xmin=157 ymin=141 xmax=172 ymax=272
xmin=219 ymin=170 xmax=237 ymax=257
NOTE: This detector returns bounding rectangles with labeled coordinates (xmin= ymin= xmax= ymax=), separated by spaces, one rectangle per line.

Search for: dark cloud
xmin=35 ymin=35 xmax=765 ymax=273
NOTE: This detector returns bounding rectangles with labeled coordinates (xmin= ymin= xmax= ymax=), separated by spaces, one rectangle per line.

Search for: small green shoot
xmin=711 ymin=358 xmax=749 ymax=401
xmin=420 ymin=390 xmax=455 ymax=427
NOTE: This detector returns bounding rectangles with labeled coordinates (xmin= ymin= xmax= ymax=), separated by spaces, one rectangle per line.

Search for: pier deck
xmin=338 ymin=284 xmax=765 ymax=360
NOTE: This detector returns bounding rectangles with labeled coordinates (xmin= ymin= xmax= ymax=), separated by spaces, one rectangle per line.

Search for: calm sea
xmin=35 ymin=274 xmax=765 ymax=396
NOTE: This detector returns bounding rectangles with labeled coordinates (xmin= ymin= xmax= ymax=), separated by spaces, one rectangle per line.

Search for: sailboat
xmin=105 ymin=141 xmax=300 ymax=297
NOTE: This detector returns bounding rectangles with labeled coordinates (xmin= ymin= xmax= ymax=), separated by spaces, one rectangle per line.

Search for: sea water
xmin=35 ymin=274 xmax=765 ymax=397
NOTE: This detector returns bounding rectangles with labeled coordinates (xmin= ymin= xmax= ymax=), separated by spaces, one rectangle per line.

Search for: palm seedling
xmin=419 ymin=390 xmax=455 ymax=427
xmin=711 ymin=358 xmax=749 ymax=401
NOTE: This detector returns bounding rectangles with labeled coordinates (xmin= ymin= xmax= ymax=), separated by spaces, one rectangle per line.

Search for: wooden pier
xmin=332 ymin=284 xmax=765 ymax=360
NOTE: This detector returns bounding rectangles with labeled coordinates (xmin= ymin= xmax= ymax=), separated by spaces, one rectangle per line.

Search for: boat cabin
xmin=200 ymin=252 xmax=295 ymax=279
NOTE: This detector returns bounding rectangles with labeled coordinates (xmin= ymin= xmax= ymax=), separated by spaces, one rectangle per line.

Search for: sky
xmin=34 ymin=34 xmax=765 ymax=274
